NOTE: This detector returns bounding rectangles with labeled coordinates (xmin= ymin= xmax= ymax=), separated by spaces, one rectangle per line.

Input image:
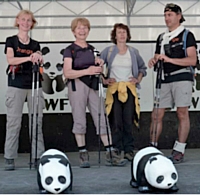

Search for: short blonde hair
xmin=14 ymin=9 xmax=37 ymax=29
xmin=71 ymin=17 xmax=90 ymax=32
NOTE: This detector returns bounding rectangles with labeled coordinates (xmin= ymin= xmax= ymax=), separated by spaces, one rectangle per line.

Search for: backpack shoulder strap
xmin=107 ymin=46 xmax=114 ymax=62
xmin=182 ymin=29 xmax=189 ymax=57
xmin=67 ymin=44 xmax=76 ymax=60
xmin=88 ymin=44 xmax=95 ymax=51
xmin=182 ymin=29 xmax=195 ymax=76
xmin=66 ymin=44 xmax=77 ymax=91
xmin=159 ymin=32 xmax=165 ymax=44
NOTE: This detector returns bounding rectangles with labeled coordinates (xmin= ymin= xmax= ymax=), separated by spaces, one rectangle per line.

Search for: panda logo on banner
xmin=41 ymin=47 xmax=66 ymax=95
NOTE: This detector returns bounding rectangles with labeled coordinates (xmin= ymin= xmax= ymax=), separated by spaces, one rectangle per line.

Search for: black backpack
xmin=67 ymin=44 xmax=96 ymax=91
xmin=159 ymin=29 xmax=199 ymax=75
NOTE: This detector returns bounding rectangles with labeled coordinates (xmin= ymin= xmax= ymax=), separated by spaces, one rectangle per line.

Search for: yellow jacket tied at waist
xmin=105 ymin=81 xmax=140 ymax=129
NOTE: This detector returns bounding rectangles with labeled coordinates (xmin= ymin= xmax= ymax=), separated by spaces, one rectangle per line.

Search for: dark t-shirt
xmin=63 ymin=43 xmax=99 ymax=90
xmin=5 ymin=35 xmax=41 ymax=89
xmin=155 ymin=29 xmax=197 ymax=83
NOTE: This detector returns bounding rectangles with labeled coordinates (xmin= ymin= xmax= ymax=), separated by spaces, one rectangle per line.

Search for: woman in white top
xmin=101 ymin=23 xmax=147 ymax=161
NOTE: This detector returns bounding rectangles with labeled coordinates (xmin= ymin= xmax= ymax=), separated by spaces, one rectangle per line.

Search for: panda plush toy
xmin=130 ymin=147 xmax=179 ymax=193
xmin=37 ymin=149 xmax=73 ymax=194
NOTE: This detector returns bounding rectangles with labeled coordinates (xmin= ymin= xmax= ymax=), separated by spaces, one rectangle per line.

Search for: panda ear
xmin=41 ymin=47 xmax=50 ymax=55
xmin=40 ymin=157 xmax=50 ymax=166
xmin=59 ymin=158 xmax=69 ymax=167
xmin=60 ymin=49 xmax=65 ymax=55
xmin=149 ymin=156 xmax=157 ymax=164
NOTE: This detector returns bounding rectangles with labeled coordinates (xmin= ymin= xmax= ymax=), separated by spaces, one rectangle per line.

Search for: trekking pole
xmin=150 ymin=60 xmax=163 ymax=146
xmin=98 ymin=76 xmax=101 ymax=166
xmin=29 ymin=63 xmax=40 ymax=169
xmin=34 ymin=63 xmax=40 ymax=168
xmin=97 ymin=74 xmax=113 ymax=166
xmin=94 ymin=49 xmax=112 ymax=166
xmin=99 ymin=76 xmax=113 ymax=165
xmin=30 ymin=64 xmax=35 ymax=169
xmin=93 ymin=49 xmax=102 ymax=166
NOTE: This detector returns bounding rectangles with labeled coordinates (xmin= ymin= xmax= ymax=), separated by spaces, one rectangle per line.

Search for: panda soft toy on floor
xmin=37 ymin=149 xmax=73 ymax=194
xmin=130 ymin=147 xmax=179 ymax=193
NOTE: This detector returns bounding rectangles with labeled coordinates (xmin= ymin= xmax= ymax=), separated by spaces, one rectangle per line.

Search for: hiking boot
xmin=105 ymin=149 xmax=127 ymax=166
xmin=5 ymin=159 xmax=15 ymax=171
xmin=124 ymin=151 xmax=135 ymax=161
xmin=79 ymin=151 xmax=90 ymax=168
xmin=169 ymin=150 xmax=184 ymax=164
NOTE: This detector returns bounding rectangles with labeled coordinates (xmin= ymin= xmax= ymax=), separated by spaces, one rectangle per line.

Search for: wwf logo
xmin=41 ymin=47 xmax=65 ymax=94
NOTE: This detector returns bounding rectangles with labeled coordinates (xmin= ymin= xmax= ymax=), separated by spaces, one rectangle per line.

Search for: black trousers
xmin=109 ymin=88 xmax=135 ymax=153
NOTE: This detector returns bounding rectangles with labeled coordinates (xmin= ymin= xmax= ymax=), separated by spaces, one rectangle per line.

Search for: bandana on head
xmin=164 ymin=3 xmax=185 ymax=23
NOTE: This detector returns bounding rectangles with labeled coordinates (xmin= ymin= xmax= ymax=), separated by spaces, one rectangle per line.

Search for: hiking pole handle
xmin=32 ymin=63 xmax=40 ymax=73
xmin=93 ymin=49 xmax=101 ymax=78
xmin=155 ymin=60 xmax=164 ymax=90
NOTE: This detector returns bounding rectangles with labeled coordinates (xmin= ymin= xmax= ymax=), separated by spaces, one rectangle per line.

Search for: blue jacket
xmin=100 ymin=45 xmax=147 ymax=89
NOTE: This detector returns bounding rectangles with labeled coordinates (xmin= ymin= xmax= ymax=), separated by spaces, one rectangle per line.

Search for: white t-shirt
xmin=110 ymin=50 xmax=133 ymax=82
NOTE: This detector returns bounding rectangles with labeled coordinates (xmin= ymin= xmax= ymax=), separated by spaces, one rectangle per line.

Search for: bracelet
xmin=36 ymin=51 xmax=42 ymax=55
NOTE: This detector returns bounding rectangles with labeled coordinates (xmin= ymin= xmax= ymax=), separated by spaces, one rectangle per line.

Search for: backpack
xmin=159 ymin=29 xmax=197 ymax=75
xmin=67 ymin=44 xmax=95 ymax=91
xmin=68 ymin=44 xmax=95 ymax=68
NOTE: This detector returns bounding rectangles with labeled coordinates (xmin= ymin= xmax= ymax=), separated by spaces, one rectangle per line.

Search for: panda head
xmin=41 ymin=47 xmax=66 ymax=94
xmin=145 ymin=155 xmax=178 ymax=189
xmin=39 ymin=157 xmax=71 ymax=194
xmin=41 ymin=47 xmax=64 ymax=80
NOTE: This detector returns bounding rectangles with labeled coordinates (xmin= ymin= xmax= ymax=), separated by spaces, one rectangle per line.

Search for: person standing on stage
xmin=101 ymin=23 xmax=147 ymax=161
xmin=4 ymin=9 xmax=45 ymax=170
xmin=148 ymin=3 xmax=197 ymax=163
xmin=63 ymin=17 xmax=127 ymax=168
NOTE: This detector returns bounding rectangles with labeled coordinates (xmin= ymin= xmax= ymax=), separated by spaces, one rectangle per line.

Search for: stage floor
xmin=0 ymin=149 xmax=200 ymax=194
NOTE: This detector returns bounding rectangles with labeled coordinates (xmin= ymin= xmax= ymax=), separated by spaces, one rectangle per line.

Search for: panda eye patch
xmin=171 ymin=173 xmax=177 ymax=180
xmin=58 ymin=176 xmax=66 ymax=184
xmin=45 ymin=176 xmax=53 ymax=185
xmin=56 ymin=63 xmax=63 ymax=71
xmin=156 ymin=175 xmax=164 ymax=183
xmin=43 ymin=62 xmax=51 ymax=69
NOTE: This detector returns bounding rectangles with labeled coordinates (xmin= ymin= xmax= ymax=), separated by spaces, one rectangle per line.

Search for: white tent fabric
xmin=0 ymin=0 xmax=200 ymax=42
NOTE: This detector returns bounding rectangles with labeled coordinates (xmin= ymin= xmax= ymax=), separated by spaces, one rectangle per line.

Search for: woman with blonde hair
xmin=63 ymin=18 xmax=127 ymax=168
xmin=4 ymin=9 xmax=45 ymax=170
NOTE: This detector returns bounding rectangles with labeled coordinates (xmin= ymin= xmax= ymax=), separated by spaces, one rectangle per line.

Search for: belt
xmin=164 ymin=68 xmax=191 ymax=77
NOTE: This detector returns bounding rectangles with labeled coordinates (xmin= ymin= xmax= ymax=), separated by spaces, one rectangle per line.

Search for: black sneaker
xmin=124 ymin=151 xmax=135 ymax=161
xmin=5 ymin=159 xmax=15 ymax=171
xmin=169 ymin=150 xmax=184 ymax=164
xmin=79 ymin=151 xmax=90 ymax=168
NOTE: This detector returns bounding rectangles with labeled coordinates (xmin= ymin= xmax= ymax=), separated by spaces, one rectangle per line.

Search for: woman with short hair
xmin=63 ymin=18 xmax=127 ymax=168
